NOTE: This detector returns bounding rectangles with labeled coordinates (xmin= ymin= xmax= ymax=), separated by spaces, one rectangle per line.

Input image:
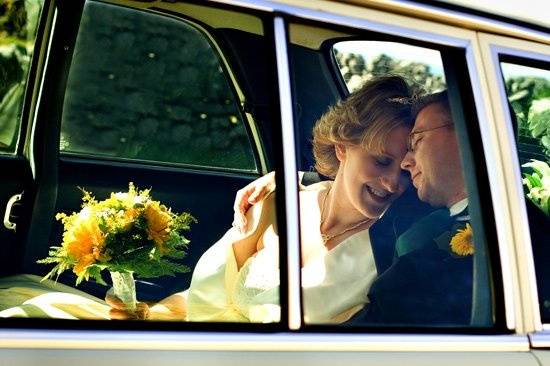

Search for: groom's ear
xmin=335 ymin=144 xmax=346 ymax=162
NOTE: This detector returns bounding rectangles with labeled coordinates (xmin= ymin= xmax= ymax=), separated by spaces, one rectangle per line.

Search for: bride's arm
xmin=231 ymin=192 xmax=277 ymax=270
xmin=148 ymin=291 xmax=187 ymax=320
xmin=106 ymin=290 xmax=187 ymax=321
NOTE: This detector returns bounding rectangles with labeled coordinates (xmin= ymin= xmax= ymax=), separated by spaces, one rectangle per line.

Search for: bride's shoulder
xmin=300 ymin=180 xmax=332 ymax=194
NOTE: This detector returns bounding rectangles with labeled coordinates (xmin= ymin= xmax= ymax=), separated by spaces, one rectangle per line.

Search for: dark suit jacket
xmin=348 ymin=207 xmax=473 ymax=326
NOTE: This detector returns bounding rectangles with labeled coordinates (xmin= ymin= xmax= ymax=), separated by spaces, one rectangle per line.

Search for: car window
xmin=0 ymin=0 xmax=282 ymax=326
xmin=288 ymin=22 xmax=497 ymax=328
xmin=59 ymin=1 xmax=258 ymax=172
xmin=500 ymin=59 xmax=550 ymax=323
xmin=0 ymin=0 xmax=43 ymax=153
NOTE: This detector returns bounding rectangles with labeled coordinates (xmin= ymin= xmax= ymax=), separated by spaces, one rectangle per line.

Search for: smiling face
xmin=400 ymin=102 xmax=466 ymax=208
xmin=335 ymin=126 xmax=411 ymax=219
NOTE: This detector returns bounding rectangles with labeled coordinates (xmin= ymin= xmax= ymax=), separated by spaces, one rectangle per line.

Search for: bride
xmin=108 ymin=75 xmax=415 ymax=323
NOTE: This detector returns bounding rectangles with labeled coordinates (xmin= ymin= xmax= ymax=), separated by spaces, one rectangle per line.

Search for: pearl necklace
xmin=319 ymin=186 xmax=372 ymax=245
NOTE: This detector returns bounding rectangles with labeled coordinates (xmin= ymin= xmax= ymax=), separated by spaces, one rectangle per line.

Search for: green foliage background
xmin=505 ymin=74 xmax=550 ymax=162
xmin=0 ymin=0 xmax=42 ymax=150
xmin=333 ymin=49 xmax=446 ymax=94
xmin=60 ymin=2 xmax=256 ymax=171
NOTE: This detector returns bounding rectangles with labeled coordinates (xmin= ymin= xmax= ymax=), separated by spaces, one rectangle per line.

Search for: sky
xmin=501 ymin=63 xmax=550 ymax=80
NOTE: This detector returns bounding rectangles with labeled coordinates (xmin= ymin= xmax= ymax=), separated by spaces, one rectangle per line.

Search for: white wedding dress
xmin=186 ymin=182 xmax=378 ymax=324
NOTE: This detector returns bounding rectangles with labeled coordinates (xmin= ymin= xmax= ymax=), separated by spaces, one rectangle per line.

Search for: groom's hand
xmin=106 ymin=291 xmax=150 ymax=320
xmin=233 ymin=171 xmax=276 ymax=233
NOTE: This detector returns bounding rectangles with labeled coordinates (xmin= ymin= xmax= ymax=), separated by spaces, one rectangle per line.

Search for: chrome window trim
xmin=0 ymin=330 xmax=529 ymax=352
xmin=212 ymin=0 xmax=470 ymax=49
xmin=466 ymin=43 xmax=517 ymax=329
xmin=464 ymin=43 xmax=518 ymax=330
xmin=274 ymin=16 xmax=302 ymax=330
xmin=57 ymin=155 xmax=261 ymax=177
xmin=16 ymin=0 xmax=51 ymax=157
xmin=58 ymin=151 xmax=260 ymax=176
xmin=488 ymin=44 xmax=550 ymax=333
xmin=530 ymin=331 xmax=550 ymax=348
xmin=493 ymin=47 xmax=550 ymax=65
xmin=29 ymin=4 xmax=57 ymax=180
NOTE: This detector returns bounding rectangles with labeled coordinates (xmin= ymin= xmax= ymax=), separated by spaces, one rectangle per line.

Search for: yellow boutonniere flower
xmin=450 ymin=223 xmax=474 ymax=256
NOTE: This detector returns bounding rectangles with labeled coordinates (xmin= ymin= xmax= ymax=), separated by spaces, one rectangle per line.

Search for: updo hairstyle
xmin=312 ymin=75 xmax=414 ymax=178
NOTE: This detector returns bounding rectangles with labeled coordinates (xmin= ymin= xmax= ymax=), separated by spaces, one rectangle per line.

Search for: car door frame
xmin=476 ymin=31 xmax=550 ymax=348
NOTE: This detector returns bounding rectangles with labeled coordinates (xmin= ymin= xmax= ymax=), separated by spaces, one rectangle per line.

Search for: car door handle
xmin=3 ymin=192 xmax=23 ymax=232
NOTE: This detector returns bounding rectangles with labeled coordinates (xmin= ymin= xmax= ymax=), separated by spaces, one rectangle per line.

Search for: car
xmin=0 ymin=0 xmax=549 ymax=364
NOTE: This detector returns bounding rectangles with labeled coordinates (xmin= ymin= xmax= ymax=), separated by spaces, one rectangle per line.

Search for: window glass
xmin=500 ymin=60 xmax=550 ymax=322
xmin=60 ymin=2 xmax=257 ymax=172
xmin=0 ymin=0 xmax=43 ymax=152
xmin=289 ymin=23 xmax=495 ymax=328
xmin=0 ymin=1 xmax=280 ymax=326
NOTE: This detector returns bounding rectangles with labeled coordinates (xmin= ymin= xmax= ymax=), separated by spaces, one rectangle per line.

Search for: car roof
xmin=267 ymin=0 xmax=550 ymax=45
xmin=434 ymin=0 xmax=550 ymax=30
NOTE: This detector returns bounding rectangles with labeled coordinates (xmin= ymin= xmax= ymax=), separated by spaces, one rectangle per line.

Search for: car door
xmin=0 ymin=0 xmax=48 ymax=277
xmin=17 ymin=0 xmax=279 ymax=300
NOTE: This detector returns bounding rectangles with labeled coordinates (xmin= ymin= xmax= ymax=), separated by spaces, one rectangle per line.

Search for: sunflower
xmin=450 ymin=223 xmax=474 ymax=256
xmin=144 ymin=201 xmax=172 ymax=250
xmin=63 ymin=211 xmax=109 ymax=275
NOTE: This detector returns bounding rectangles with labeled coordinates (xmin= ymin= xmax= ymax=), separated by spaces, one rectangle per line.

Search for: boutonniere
xmin=450 ymin=223 xmax=474 ymax=256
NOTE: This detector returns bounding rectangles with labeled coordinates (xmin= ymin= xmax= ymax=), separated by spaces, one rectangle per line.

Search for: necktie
xmin=395 ymin=208 xmax=453 ymax=257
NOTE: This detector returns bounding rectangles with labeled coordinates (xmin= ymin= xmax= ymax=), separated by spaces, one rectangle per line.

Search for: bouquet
xmin=523 ymin=159 xmax=550 ymax=216
xmin=38 ymin=183 xmax=195 ymax=312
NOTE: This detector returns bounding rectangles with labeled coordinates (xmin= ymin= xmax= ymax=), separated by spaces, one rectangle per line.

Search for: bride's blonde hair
xmin=312 ymin=75 xmax=414 ymax=178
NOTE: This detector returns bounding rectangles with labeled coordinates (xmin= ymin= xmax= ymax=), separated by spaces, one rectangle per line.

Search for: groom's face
xmin=400 ymin=102 xmax=466 ymax=208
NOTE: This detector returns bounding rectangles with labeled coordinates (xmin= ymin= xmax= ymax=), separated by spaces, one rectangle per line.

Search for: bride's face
xmin=336 ymin=126 xmax=410 ymax=219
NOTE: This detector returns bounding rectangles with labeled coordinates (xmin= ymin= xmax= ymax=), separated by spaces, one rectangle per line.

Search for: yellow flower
xmin=450 ymin=223 xmax=474 ymax=256
xmin=63 ymin=213 xmax=108 ymax=275
xmin=144 ymin=201 xmax=172 ymax=251
xmin=116 ymin=207 xmax=140 ymax=230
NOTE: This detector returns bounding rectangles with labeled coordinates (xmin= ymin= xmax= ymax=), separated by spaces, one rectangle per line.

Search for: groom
xmin=349 ymin=91 xmax=473 ymax=325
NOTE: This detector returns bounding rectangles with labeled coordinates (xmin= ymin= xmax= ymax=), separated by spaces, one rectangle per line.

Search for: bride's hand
xmin=105 ymin=291 xmax=150 ymax=320
xmin=106 ymin=291 xmax=187 ymax=321
xmin=233 ymin=171 xmax=276 ymax=233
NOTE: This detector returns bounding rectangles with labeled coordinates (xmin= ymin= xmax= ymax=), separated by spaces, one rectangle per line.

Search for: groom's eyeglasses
xmin=407 ymin=123 xmax=453 ymax=153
